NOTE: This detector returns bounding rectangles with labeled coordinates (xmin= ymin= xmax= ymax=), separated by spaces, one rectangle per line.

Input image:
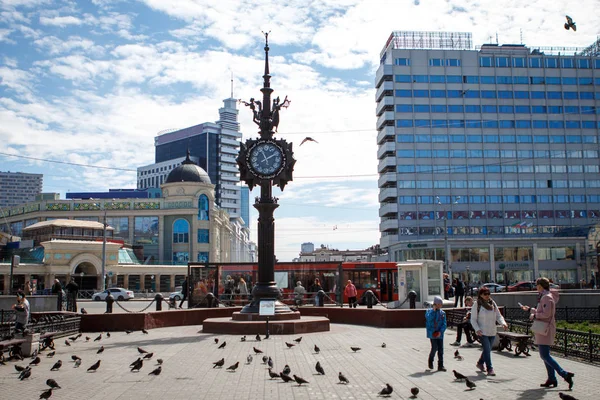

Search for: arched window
xmin=198 ymin=195 xmax=209 ymax=220
xmin=173 ymin=219 xmax=189 ymax=243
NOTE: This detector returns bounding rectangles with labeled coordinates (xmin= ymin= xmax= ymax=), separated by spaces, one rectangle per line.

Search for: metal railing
xmin=505 ymin=307 xmax=600 ymax=323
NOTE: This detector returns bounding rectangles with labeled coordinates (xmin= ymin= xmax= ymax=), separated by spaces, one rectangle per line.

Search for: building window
xmin=413 ymin=90 xmax=429 ymax=97
xmin=430 ymin=75 xmax=445 ymax=83
xmin=198 ymin=228 xmax=210 ymax=243
xmin=480 ymin=57 xmax=492 ymax=67
xmin=562 ymin=77 xmax=577 ymax=85
xmin=446 ymin=75 xmax=462 ymax=83
xmin=197 ymin=252 xmax=209 ymax=262
xmin=198 ymin=194 xmax=209 ymax=220
xmin=513 ymin=57 xmax=526 ymax=67
xmin=580 ymin=92 xmax=594 ymax=99
xmin=173 ymin=219 xmax=190 ymax=243
xmin=446 ymin=59 xmax=461 ymax=67
xmin=561 ymin=59 xmax=574 ymax=68
xmin=480 ymin=76 xmax=495 ymax=84
xmin=529 ymin=58 xmax=542 ymax=68
xmin=496 ymin=57 xmax=509 ymax=67
xmin=173 ymin=252 xmax=189 ymax=264
xmin=395 ymin=58 xmax=410 ymax=66
xmin=414 ymin=104 xmax=430 ymax=113
xmin=429 ymin=58 xmax=444 ymax=66
xmin=396 ymin=119 xmax=413 ymax=128
xmin=545 ymin=58 xmax=558 ymax=68
xmin=513 ymin=76 xmax=528 ymax=84
xmin=395 ymin=74 xmax=411 ymax=82
xmin=395 ymin=89 xmax=411 ymax=97
xmin=396 ymin=104 xmax=413 ymax=112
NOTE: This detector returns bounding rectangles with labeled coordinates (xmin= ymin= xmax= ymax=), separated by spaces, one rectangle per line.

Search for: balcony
xmin=376 ymin=96 xmax=395 ymax=117
xmin=378 ymin=202 xmax=397 ymax=217
xmin=377 ymin=142 xmax=396 ymax=160
xmin=375 ymin=64 xmax=394 ymax=88
xmin=376 ymin=111 xmax=395 ymax=131
xmin=380 ymin=218 xmax=399 ymax=232
xmin=220 ymin=137 xmax=240 ymax=147
xmin=377 ymin=126 xmax=395 ymax=145
xmin=378 ymin=156 xmax=396 ymax=173
xmin=376 ymin=81 xmax=394 ymax=102
xmin=220 ymin=164 xmax=239 ymax=173
xmin=378 ymin=172 xmax=397 ymax=188
xmin=220 ymin=146 xmax=238 ymax=155
xmin=380 ymin=234 xmax=397 ymax=249
xmin=378 ymin=187 xmax=398 ymax=203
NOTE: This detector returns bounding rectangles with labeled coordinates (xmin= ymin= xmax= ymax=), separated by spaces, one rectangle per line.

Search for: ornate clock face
xmin=248 ymin=141 xmax=284 ymax=178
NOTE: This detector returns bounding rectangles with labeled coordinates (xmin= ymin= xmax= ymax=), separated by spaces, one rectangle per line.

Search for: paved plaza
xmin=1 ymin=323 xmax=597 ymax=400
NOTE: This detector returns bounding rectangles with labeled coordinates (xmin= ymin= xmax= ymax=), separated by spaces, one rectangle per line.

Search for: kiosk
xmin=393 ymin=260 xmax=445 ymax=308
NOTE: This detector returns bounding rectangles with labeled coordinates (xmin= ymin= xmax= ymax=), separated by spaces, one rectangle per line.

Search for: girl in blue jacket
xmin=425 ymin=296 xmax=447 ymax=371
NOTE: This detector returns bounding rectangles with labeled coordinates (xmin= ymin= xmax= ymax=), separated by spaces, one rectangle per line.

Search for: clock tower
xmin=236 ymin=33 xmax=296 ymax=314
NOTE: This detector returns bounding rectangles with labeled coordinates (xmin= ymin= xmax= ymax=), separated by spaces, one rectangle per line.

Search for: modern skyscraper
xmin=137 ymin=98 xmax=245 ymax=223
xmin=376 ymin=31 xmax=600 ymax=285
xmin=0 ymin=171 xmax=43 ymax=207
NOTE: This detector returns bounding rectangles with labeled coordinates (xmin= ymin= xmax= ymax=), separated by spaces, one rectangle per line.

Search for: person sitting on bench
xmin=451 ymin=296 xmax=475 ymax=346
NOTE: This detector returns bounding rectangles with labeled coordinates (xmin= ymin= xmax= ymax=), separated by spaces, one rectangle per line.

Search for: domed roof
xmin=165 ymin=152 xmax=211 ymax=184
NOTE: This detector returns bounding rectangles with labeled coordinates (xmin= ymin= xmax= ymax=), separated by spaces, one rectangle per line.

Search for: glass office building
xmin=376 ymin=32 xmax=600 ymax=285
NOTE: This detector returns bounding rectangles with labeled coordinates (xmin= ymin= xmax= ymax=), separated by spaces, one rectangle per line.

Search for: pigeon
xmin=138 ymin=347 xmax=148 ymax=354
xmin=50 ymin=360 xmax=62 ymax=371
xmin=157 ymin=359 xmax=163 ymax=365
xmin=19 ymin=368 xmax=32 ymax=380
xmin=213 ymin=358 xmax=225 ymax=368
xmin=559 ymin=393 xmax=578 ymax=400
xmin=350 ymin=347 xmax=361 ymax=352
xmin=378 ymin=383 xmax=394 ymax=397
xmin=268 ymin=368 xmax=280 ymax=379
xmin=315 ymin=361 xmax=325 ymax=375
xmin=74 ymin=359 xmax=81 ymax=368
xmin=15 ymin=365 xmax=26 ymax=372
xmin=294 ymin=337 xmax=302 ymax=343
xmin=148 ymin=366 xmax=162 ymax=376
xmin=241 ymin=336 xmax=246 ymax=342
xmin=130 ymin=359 xmax=143 ymax=372
xmin=80 ymin=308 xmax=88 ymax=314
xmin=246 ymin=354 xmax=253 ymax=364
xmin=282 ymin=365 xmax=291 ymax=375
xmin=39 ymin=388 xmax=53 ymax=399
xmin=255 ymin=334 xmax=261 ymax=342
xmin=130 ymin=358 xmax=142 ymax=367
xmin=453 ymin=370 xmax=467 ymax=380
xmin=94 ymin=334 xmax=102 ymax=342
xmin=85 ymin=336 xmax=90 ymax=342
xmin=454 ymin=349 xmax=460 ymax=358
xmin=410 ymin=387 xmax=419 ymax=398
xmin=293 ymin=374 xmax=309 ymax=386
xmin=338 ymin=371 xmax=349 ymax=384
xmin=253 ymin=347 xmax=263 ymax=354
xmin=30 ymin=357 xmax=41 ymax=366
xmin=106 ymin=332 xmax=111 ymax=338
xmin=564 ymin=15 xmax=577 ymax=31
xmin=382 ymin=343 xmax=387 ymax=348
xmin=262 ymin=356 xmax=268 ymax=364
xmin=46 ymin=378 xmax=61 ymax=389
xmin=314 ymin=345 xmax=320 ymax=354
xmin=280 ymin=372 xmax=294 ymax=382
xmin=214 ymin=338 xmax=219 ymax=344
xmin=300 ymin=137 xmax=318 ymax=146
xmin=267 ymin=357 xmax=274 ymax=369
xmin=226 ymin=362 xmax=239 ymax=371
xmin=218 ymin=341 xmax=226 ymax=349
xmin=68 ymin=335 xmax=78 ymax=341
xmin=143 ymin=353 xmax=154 ymax=360
xmin=71 ymin=355 xmax=81 ymax=361
xmin=285 ymin=342 xmax=295 ymax=348
xmin=64 ymin=340 xmax=71 ymax=347
xmin=465 ymin=378 xmax=477 ymax=390
xmin=97 ymin=346 xmax=104 ymax=354
xmin=87 ymin=360 xmax=101 ymax=372
xmin=46 ymin=351 xmax=55 ymax=358
xmin=125 ymin=330 xmax=132 ymax=334
xmin=142 ymin=329 xmax=148 ymax=334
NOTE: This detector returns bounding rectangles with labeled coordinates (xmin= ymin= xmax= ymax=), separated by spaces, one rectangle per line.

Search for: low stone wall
xmin=492 ymin=291 xmax=600 ymax=308
xmin=0 ymin=295 xmax=58 ymax=312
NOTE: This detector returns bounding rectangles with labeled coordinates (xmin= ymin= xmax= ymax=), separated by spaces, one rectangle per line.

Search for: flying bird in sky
xmin=299 ymin=137 xmax=318 ymax=146
xmin=564 ymin=15 xmax=577 ymax=31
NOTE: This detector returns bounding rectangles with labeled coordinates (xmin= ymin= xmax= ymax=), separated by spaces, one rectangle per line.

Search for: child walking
xmin=426 ymin=296 xmax=447 ymax=371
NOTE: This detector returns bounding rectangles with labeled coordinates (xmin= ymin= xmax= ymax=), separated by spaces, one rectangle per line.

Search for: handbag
xmin=531 ymin=319 xmax=550 ymax=335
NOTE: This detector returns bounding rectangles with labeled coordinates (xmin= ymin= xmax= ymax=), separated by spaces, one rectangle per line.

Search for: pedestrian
xmin=426 ymin=296 xmax=447 ymax=371
xmin=443 ymin=274 xmax=451 ymax=300
xmin=521 ymin=277 xmax=575 ymax=389
xmin=51 ymin=279 xmax=63 ymax=311
xmin=453 ymin=278 xmax=465 ymax=307
xmin=224 ymin=275 xmax=235 ymax=304
xmin=590 ymin=275 xmax=596 ymax=289
xmin=294 ymin=281 xmax=306 ymax=306
xmin=311 ymin=278 xmax=323 ymax=305
xmin=237 ymin=277 xmax=249 ymax=301
xmin=66 ymin=278 xmax=79 ymax=312
xmin=24 ymin=281 xmax=33 ymax=296
xmin=12 ymin=290 xmax=30 ymax=335
xmin=470 ymin=287 xmax=508 ymax=376
xmin=179 ymin=277 xmax=188 ymax=309
xmin=450 ymin=296 xmax=475 ymax=346
xmin=344 ymin=280 xmax=358 ymax=308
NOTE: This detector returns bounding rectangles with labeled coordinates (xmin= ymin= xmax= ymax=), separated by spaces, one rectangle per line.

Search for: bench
xmin=0 ymin=338 xmax=26 ymax=358
xmin=445 ymin=308 xmax=469 ymax=327
xmin=497 ymin=331 xmax=531 ymax=356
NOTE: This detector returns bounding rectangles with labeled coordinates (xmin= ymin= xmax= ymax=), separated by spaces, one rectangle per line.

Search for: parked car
xmin=92 ymin=287 xmax=134 ymax=301
xmin=507 ymin=281 xmax=536 ymax=292
xmin=480 ymin=283 xmax=506 ymax=293
xmin=169 ymin=291 xmax=183 ymax=301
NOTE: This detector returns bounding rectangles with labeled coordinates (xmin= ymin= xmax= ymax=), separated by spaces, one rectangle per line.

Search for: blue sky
xmin=1 ymin=0 xmax=599 ymax=261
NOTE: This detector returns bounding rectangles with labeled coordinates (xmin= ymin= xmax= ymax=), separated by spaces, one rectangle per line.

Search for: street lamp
xmin=436 ymin=196 xmax=461 ymax=277
xmin=92 ymin=201 xmax=107 ymax=291
xmin=79 ymin=271 xmax=84 ymax=289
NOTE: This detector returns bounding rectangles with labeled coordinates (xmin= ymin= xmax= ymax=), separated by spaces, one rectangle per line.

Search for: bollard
xmin=316 ymin=290 xmax=325 ymax=307
xmin=408 ymin=290 xmax=417 ymax=309
xmin=105 ymin=294 xmax=114 ymax=314
xmin=365 ymin=290 xmax=374 ymax=309
xmin=155 ymin=293 xmax=163 ymax=311
xmin=265 ymin=316 xmax=270 ymax=339
xmin=206 ymin=293 xmax=216 ymax=308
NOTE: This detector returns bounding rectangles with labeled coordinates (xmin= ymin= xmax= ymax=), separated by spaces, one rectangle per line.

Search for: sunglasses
xmin=481 ymin=292 xmax=490 ymax=296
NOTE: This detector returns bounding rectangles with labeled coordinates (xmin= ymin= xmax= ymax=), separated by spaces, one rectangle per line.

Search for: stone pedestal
xmin=21 ymin=333 xmax=40 ymax=357
xmin=202 ymin=315 xmax=330 ymax=335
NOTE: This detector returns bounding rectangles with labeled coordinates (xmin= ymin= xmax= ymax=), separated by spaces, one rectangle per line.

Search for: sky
xmin=1 ymin=0 xmax=599 ymax=262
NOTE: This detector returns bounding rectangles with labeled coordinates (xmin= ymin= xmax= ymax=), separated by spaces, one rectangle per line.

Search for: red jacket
xmin=344 ymin=284 xmax=357 ymax=297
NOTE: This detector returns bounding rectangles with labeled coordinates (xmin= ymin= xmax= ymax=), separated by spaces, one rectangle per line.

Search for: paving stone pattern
xmin=0 ymin=324 xmax=597 ymax=399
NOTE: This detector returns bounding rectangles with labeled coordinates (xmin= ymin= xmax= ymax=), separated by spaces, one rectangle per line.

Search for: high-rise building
xmin=137 ymin=98 xmax=245 ymax=223
xmin=376 ymin=31 xmax=600 ymax=285
xmin=0 ymin=171 xmax=43 ymax=207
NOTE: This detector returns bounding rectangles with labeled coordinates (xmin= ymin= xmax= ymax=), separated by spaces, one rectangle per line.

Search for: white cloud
xmin=34 ymin=35 xmax=104 ymax=56
xmin=39 ymin=15 xmax=83 ymax=27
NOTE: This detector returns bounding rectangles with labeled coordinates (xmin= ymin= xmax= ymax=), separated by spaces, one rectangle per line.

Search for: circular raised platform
xmin=231 ymin=311 xmax=301 ymax=321
xmin=202 ymin=315 xmax=330 ymax=335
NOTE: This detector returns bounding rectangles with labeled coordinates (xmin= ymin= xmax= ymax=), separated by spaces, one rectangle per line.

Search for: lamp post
xmin=79 ymin=271 xmax=84 ymax=289
xmin=436 ymin=196 xmax=461 ymax=277
xmin=92 ymin=201 xmax=107 ymax=291
xmin=466 ymin=265 xmax=471 ymax=296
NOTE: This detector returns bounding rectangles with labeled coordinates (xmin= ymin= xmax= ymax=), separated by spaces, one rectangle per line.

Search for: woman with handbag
xmin=521 ymin=277 xmax=574 ymax=389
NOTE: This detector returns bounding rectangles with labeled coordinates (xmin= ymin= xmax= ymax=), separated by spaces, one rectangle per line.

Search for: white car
xmin=92 ymin=288 xmax=134 ymax=301
xmin=479 ymin=283 xmax=506 ymax=293
xmin=169 ymin=291 xmax=183 ymax=301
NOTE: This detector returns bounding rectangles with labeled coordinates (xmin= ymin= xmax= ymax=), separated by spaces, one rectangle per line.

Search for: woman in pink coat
xmin=344 ymin=280 xmax=358 ymax=308
xmin=521 ymin=277 xmax=574 ymax=389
